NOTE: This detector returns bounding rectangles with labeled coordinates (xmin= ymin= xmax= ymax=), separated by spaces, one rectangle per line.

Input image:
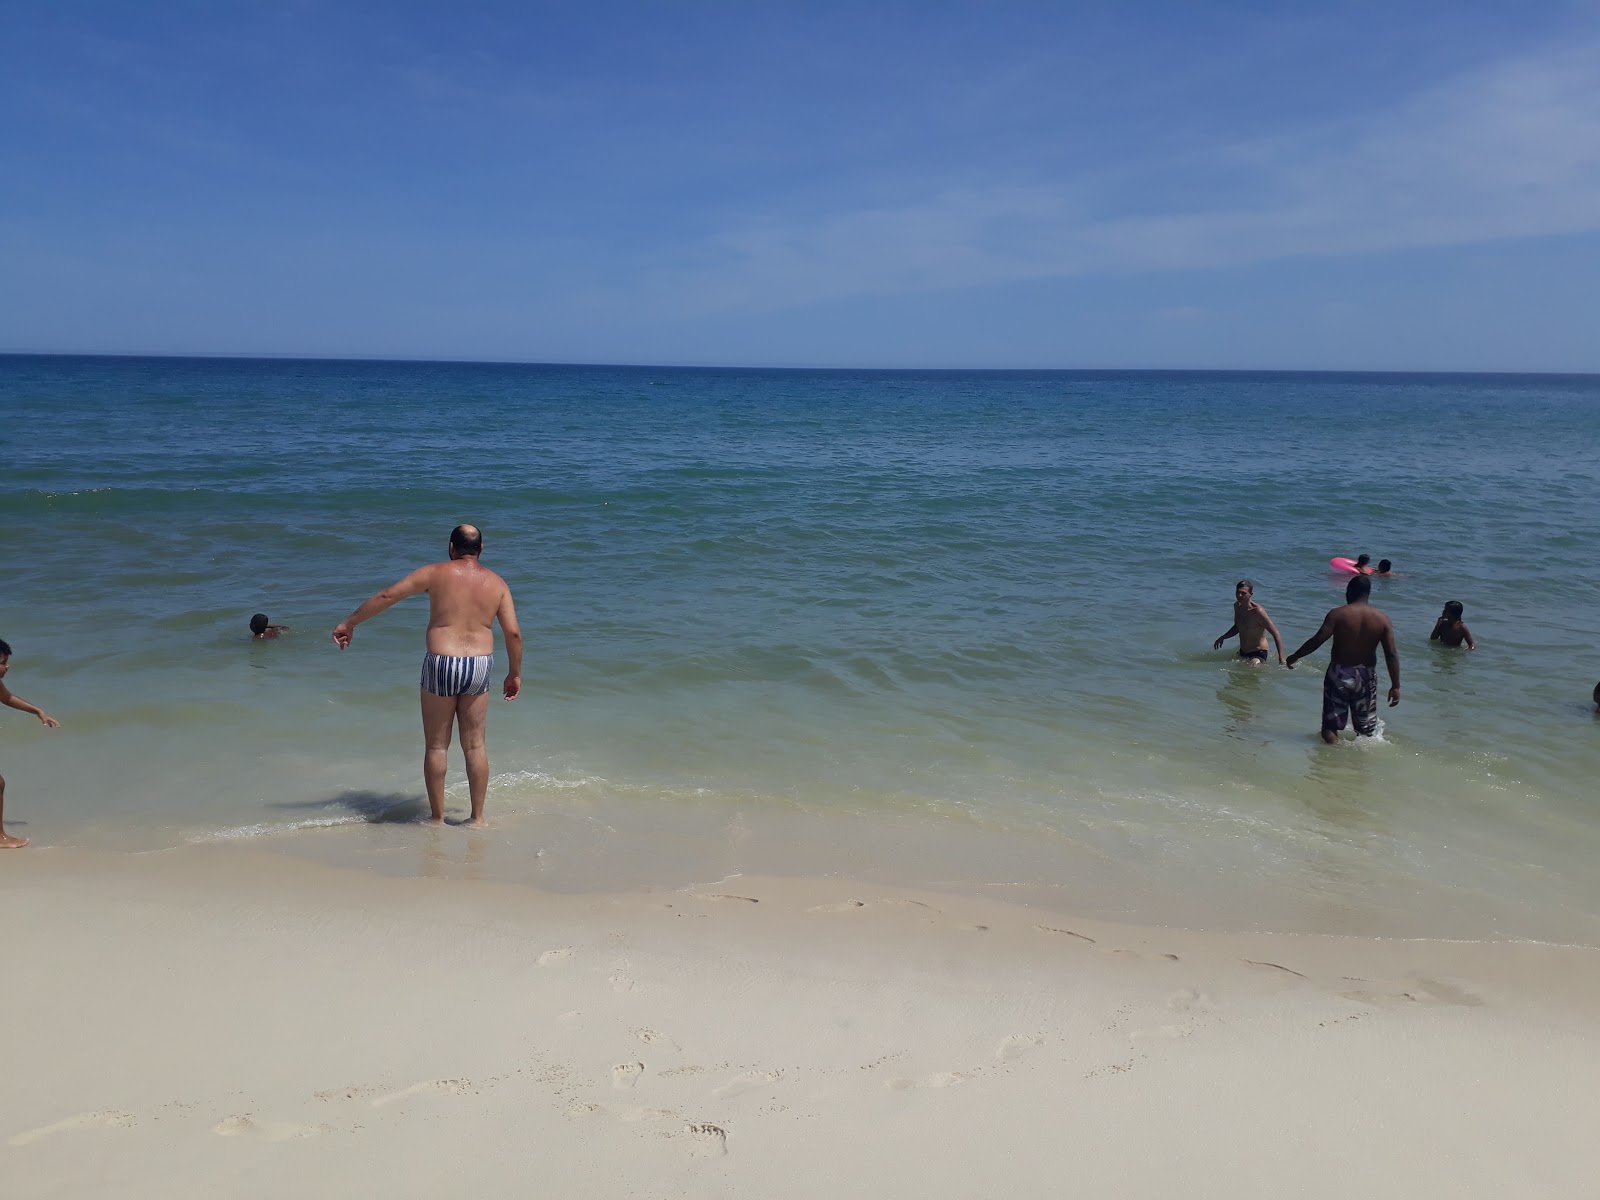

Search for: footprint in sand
xmin=887 ymin=1070 xmax=973 ymax=1090
xmin=612 ymin=1062 xmax=645 ymax=1089
xmin=1409 ymin=977 xmax=1485 ymax=1007
xmin=995 ymin=1035 xmax=1042 ymax=1062
xmin=537 ymin=947 xmax=575 ymax=966
xmin=370 ymin=1079 xmax=473 ymax=1108
xmin=1132 ymin=1023 xmax=1194 ymax=1041
xmin=686 ymin=1122 xmax=728 ymax=1156
xmin=609 ymin=973 xmax=637 ymax=993
xmin=807 ymin=900 xmax=866 ymax=913
xmin=1100 ymin=947 xmax=1181 ymax=962
xmin=212 ymin=1114 xmax=332 ymax=1141
xmin=1033 ymin=925 xmax=1096 ymax=943
xmin=9 ymin=1110 xmax=135 ymax=1147
xmin=1340 ymin=977 xmax=1484 ymax=1007
xmin=314 ymin=1084 xmax=383 ymax=1103
xmin=1168 ymin=986 xmax=1211 ymax=1012
xmin=660 ymin=1065 xmax=705 ymax=1078
xmin=633 ymin=1027 xmax=680 ymax=1050
xmin=713 ymin=1069 xmax=785 ymax=1097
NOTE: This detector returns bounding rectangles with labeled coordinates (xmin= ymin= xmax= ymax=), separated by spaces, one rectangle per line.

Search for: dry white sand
xmin=3 ymin=846 xmax=1598 ymax=1199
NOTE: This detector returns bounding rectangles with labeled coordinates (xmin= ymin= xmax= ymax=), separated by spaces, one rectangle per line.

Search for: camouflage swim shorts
xmin=1322 ymin=663 xmax=1378 ymax=736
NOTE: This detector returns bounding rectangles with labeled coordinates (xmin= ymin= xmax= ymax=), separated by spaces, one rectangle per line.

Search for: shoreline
xmin=116 ymin=788 xmax=1600 ymax=949
xmin=5 ymin=844 xmax=1599 ymax=1197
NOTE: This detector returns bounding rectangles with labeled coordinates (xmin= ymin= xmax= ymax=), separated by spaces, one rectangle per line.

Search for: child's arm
xmin=1460 ymin=624 xmax=1476 ymax=650
xmin=0 ymin=682 xmax=60 ymax=727
xmin=1430 ymin=618 xmax=1446 ymax=641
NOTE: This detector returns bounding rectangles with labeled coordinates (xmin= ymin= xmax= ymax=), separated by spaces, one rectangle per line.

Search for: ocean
xmin=3 ymin=355 xmax=1598 ymax=942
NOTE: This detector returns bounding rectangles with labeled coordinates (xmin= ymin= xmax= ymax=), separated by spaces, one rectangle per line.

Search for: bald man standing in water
xmin=333 ymin=525 xmax=522 ymax=827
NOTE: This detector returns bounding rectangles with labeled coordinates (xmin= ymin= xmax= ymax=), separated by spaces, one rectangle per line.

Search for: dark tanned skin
xmin=0 ymin=653 xmax=62 ymax=849
xmin=1285 ymin=597 xmax=1400 ymax=744
xmin=1430 ymin=611 xmax=1476 ymax=650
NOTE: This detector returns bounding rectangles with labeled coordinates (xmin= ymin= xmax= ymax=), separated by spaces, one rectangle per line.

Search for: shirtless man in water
xmin=1214 ymin=579 xmax=1286 ymax=666
xmin=1285 ymin=574 xmax=1399 ymax=744
xmin=333 ymin=525 xmax=522 ymax=827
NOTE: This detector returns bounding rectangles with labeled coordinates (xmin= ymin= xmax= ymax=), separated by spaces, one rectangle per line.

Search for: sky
xmin=4 ymin=1 xmax=1600 ymax=371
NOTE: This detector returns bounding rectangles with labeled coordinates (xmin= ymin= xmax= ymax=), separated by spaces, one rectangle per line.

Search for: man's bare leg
xmin=0 ymin=773 xmax=26 ymax=849
xmin=420 ymin=691 xmax=458 ymax=824
xmin=456 ymin=691 xmax=491 ymax=827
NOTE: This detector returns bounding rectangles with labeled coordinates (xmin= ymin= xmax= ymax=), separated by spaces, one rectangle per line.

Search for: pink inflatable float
xmin=1329 ymin=557 xmax=1359 ymax=574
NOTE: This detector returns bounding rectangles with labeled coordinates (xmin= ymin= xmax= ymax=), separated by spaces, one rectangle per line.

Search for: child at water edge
xmin=0 ymin=638 xmax=62 ymax=849
xmin=1430 ymin=602 xmax=1476 ymax=650
xmin=250 ymin=613 xmax=290 ymax=640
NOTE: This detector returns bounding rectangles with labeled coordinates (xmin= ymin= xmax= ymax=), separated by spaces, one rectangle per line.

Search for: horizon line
xmin=2 ymin=349 xmax=1597 ymax=380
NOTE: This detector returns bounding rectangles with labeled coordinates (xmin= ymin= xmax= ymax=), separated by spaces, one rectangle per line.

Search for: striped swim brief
xmin=420 ymin=653 xmax=493 ymax=698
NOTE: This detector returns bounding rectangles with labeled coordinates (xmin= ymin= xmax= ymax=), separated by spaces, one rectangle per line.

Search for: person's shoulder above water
xmin=249 ymin=612 xmax=290 ymax=640
xmin=1429 ymin=601 xmax=1475 ymax=650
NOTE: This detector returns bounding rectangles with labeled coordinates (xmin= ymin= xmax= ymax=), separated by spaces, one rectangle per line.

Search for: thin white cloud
xmin=642 ymin=40 xmax=1600 ymax=314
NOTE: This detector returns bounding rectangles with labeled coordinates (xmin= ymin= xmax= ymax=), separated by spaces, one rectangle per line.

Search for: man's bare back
xmin=1322 ymin=603 xmax=1394 ymax=668
xmin=416 ymin=558 xmax=512 ymax=657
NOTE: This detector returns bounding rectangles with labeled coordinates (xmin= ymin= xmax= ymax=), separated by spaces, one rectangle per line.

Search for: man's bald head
xmin=449 ymin=524 xmax=483 ymax=557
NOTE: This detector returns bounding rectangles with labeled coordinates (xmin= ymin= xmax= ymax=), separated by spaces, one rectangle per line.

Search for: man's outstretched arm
xmin=498 ymin=588 xmax=523 ymax=700
xmin=332 ymin=568 xmax=430 ymax=648
xmin=1382 ymin=623 xmax=1401 ymax=705
xmin=1285 ymin=615 xmax=1334 ymax=668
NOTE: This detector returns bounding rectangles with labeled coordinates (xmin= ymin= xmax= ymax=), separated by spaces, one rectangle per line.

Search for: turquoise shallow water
xmin=3 ymin=355 xmax=1599 ymax=940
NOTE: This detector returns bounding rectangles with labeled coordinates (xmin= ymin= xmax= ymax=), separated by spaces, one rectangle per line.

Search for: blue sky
xmin=5 ymin=1 xmax=1600 ymax=369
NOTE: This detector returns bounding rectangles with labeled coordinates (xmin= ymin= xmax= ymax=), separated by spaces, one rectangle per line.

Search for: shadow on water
xmin=272 ymin=790 xmax=430 ymax=824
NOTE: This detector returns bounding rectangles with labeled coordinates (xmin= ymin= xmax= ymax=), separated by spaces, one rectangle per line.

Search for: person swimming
xmin=249 ymin=613 xmax=290 ymax=640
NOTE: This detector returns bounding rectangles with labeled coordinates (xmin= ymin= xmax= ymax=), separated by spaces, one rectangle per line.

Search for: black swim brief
xmin=1238 ymin=647 xmax=1270 ymax=663
xmin=1322 ymin=663 xmax=1378 ymax=735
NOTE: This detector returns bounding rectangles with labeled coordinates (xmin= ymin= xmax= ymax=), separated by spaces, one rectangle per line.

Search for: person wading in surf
xmin=1285 ymin=574 xmax=1399 ymax=744
xmin=333 ymin=524 xmax=522 ymax=827
xmin=1213 ymin=579 xmax=1287 ymax=667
